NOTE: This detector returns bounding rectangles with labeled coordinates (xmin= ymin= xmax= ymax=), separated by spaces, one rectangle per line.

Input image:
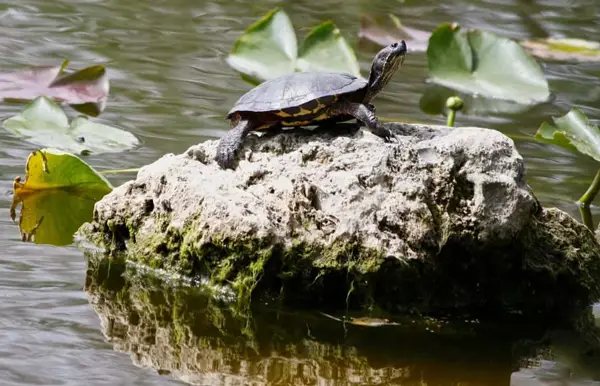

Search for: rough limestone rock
xmin=78 ymin=123 xmax=600 ymax=315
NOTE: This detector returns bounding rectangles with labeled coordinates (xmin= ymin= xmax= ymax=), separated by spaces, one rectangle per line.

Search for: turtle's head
xmin=364 ymin=41 xmax=407 ymax=103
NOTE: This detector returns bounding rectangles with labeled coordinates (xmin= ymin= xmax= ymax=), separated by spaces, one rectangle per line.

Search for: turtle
xmin=215 ymin=40 xmax=407 ymax=169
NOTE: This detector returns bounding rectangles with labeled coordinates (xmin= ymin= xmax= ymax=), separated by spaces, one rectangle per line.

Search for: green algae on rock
xmin=76 ymin=122 xmax=600 ymax=315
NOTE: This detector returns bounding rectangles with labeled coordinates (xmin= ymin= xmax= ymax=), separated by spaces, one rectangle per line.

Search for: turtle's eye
xmin=391 ymin=42 xmax=398 ymax=48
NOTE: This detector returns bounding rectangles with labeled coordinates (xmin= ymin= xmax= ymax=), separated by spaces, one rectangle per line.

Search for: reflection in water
xmin=10 ymin=188 xmax=104 ymax=246
xmin=512 ymin=325 xmax=600 ymax=385
xmin=84 ymin=257 xmax=600 ymax=386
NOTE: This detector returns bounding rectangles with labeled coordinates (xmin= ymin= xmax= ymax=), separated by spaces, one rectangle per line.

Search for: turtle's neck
xmin=364 ymin=56 xmax=402 ymax=104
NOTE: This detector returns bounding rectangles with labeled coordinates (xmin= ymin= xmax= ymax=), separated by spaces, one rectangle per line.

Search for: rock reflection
xmin=85 ymin=257 xmax=600 ymax=386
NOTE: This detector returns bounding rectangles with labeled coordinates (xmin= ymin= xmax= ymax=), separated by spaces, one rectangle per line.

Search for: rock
xmin=77 ymin=122 xmax=600 ymax=316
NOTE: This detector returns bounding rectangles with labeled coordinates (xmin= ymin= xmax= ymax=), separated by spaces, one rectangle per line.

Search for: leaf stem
xmin=447 ymin=110 xmax=456 ymax=127
xmin=577 ymin=167 xmax=600 ymax=231
xmin=578 ymin=167 xmax=600 ymax=208
xmin=579 ymin=205 xmax=594 ymax=231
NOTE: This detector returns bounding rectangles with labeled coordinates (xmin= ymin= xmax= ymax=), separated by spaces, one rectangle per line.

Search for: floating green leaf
xmin=227 ymin=8 xmax=361 ymax=84
xmin=296 ymin=21 xmax=360 ymax=75
xmin=521 ymin=37 xmax=600 ymax=62
xmin=0 ymin=60 xmax=109 ymax=116
xmin=358 ymin=14 xmax=431 ymax=52
xmin=2 ymin=96 xmax=138 ymax=155
xmin=10 ymin=148 xmax=112 ymax=245
xmin=535 ymin=107 xmax=600 ymax=162
xmin=13 ymin=148 xmax=113 ymax=193
xmin=227 ymin=8 xmax=297 ymax=82
xmin=535 ymin=107 xmax=600 ymax=222
xmin=427 ymin=23 xmax=550 ymax=104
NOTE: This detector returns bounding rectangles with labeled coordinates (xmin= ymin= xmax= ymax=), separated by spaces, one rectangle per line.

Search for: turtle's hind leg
xmin=215 ymin=116 xmax=257 ymax=169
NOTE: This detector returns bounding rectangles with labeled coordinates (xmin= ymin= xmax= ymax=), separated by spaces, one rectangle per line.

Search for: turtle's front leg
xmin=357 ymin=103 xmax=376 ymax=128
xmin=331 ymin=102 xmax=393 ymax=142
xmin=215 ymin=115 xmax=257 ymax=169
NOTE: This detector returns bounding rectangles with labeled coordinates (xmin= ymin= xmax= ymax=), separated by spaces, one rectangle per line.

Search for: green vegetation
xmin=0 ymin=63 xmax=136 ymax=245
xmin=445 ymin=96 xmax=463 ymax=127
xmin=535 ymin=108 xmax=600 ymax=230
xmin=10 ymin=148 xmax=113 ymax=245
xmin=3 ymin=97 xmax=138 ymax=155
xmin=12 ymin=148 xmax=113 ymax=192
xmin=426 ymin=23 xmax=550 ymax=104
xmin=226 ymin=8 xmax=360 ymax=84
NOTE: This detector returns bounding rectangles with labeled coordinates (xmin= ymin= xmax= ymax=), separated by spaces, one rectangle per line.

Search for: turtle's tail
xmin=215 ymin=117 xmax=254 ymax=169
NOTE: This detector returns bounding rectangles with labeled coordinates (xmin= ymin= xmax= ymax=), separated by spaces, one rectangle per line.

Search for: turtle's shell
xmin=228 ymin=71 xmax=368 ymax=117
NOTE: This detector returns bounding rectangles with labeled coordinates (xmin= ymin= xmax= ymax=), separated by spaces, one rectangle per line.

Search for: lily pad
xmin=0 ymin=60 xmax=109 ymax=116
xmin=358 ymin=14 xmax=431 ymax=52
xmin=535 ymin=107 xmax=600 ymax=162
xmin=427 ymin=23 xmax=550 ymax=105
xmin=10 ymin=148 xmax=112 ymax=245
xmin=12 ymin=148 xmax=113 ymax=193
xmin=521 ymin=37 xmax=600 ymax=62
xmin=2 ymin=96 xmax=139 ymax=155
xmin=227 ymin=8 xmax=361 ymax=84
xmin=296 ymin=21 xmax=361 ymax=76
xmin=227 ymin=8 xmax=297 ymax=82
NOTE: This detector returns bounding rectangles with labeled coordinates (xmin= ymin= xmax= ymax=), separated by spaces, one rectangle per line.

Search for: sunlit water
xmin=0 ymin=0 xmax=599 ymax=384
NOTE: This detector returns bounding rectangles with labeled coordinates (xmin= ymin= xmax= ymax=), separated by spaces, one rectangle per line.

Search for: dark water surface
xmin=1 ymin=0 xmax=600 ymax=384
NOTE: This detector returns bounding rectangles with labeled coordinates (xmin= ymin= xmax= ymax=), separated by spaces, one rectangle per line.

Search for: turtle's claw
xmin=385 ymin=133 xmax=397 ymax=143
xmin=388 ymin=132 xmax=399 ymax=143
xmin=372 ymin=124 xmax=395 ymax=143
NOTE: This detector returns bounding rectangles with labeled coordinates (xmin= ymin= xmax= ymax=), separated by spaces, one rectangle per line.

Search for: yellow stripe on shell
xmin=281 ymin=120 xmax=315 ymax=127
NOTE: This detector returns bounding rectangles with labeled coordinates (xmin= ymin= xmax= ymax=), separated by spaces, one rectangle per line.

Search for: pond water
xmin=0 ymin=0 xmax=599 ymax=385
